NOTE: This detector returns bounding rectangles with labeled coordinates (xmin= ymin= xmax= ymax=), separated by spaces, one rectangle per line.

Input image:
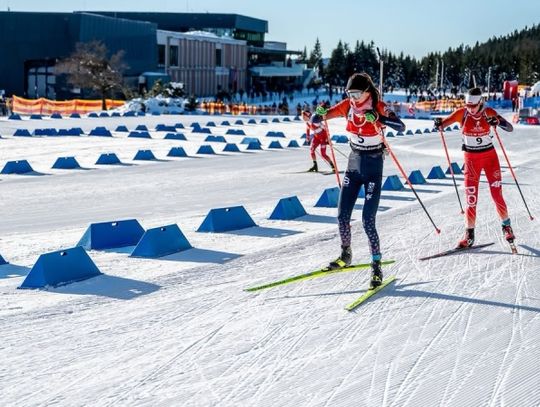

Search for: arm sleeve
xmin=324 ymin=99 xmax=350 ymax=120
xmin=441 ymin=108 xmax=464 ymax=128
xmin=377 ymin=102 xmax=406 ymax=132
xmin=497 ymin=114 xmax=513 ymax=132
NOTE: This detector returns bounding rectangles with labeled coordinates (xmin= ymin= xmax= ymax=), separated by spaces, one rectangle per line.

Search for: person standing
xmin=302 ymin=102 xmax=335 ymax=172
xmin=311 ymin=73 xmax=405 ymax=289
xmin=434 ymin=87 xmax=515 ymax=249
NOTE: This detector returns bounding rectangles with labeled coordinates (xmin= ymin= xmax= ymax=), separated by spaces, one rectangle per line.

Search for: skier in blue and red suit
xmin=311 ymin=72 xmax=405 ymax=289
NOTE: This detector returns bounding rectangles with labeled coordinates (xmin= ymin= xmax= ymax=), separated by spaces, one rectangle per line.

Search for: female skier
xmin=434 ymin=87 xmax=515 ymax=249
xmin=311 ymin=73 xmax=405 ymax=288
xmin=302 ymin=103 xmax=335 ymax=172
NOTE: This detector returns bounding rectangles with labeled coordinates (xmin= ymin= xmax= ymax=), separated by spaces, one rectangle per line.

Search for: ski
xmin=244 ymin=260 xmax=396 ymax=292
xmin=419 ymin=242 xmax=494 ymax=261
xmin=345 ymin=276 xmax=397 ymax=311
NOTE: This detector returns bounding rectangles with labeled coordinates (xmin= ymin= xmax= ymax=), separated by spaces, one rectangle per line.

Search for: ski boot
xmin=502 ymin=222 xmax=517 ymax=253
xmin=457 ymin=228 xmax=475 ymax=249
xmin=369 ymin=260 xmax=383 ymax=290
xmin=327 ymin=246 xmax=352 ymax=270
xmin=308 ymin=161 xmax=318 ymax=172
xmin=328 ymin=160 xmax=335 ymax=171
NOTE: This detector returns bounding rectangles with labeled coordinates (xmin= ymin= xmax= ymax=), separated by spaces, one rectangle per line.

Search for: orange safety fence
xmin=12 ymin=96 xmax=125 ymax=115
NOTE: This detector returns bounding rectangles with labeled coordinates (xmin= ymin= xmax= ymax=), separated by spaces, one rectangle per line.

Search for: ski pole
xmin=438 ymin=128 xmax=464 ymax=214
xmin=381 ymin=132 xmax=441 ymax=234
xmin=493 ymin=126 xmax=534 ymax=220
xmin=323 ymin=119 xmax=342 ymax=187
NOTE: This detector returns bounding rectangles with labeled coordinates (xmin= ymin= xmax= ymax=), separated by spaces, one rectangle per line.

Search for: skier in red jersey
xmin=434 ymin=87 xmax=515 ymax=248
xmin=302 ymin=102 xmax=335 ymax=172
xmin=311 ymin=73 xmax=405 ymax=289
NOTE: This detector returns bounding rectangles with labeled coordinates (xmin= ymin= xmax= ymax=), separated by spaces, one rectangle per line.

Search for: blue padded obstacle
xmin=52 ymin=156 xmax=81 ymax=169
xmin=99 ymin=112 xmax=109 ymax=117
xmin=8 ymin=113 xmax=22 ymax=120
xmin=288 ymin=140 xmax=300 ymax=148
xmin=115 ymin=125 xmax=129 ymax=132
xmin=382 ymin=175 xmax=404 ymax=191
xmin=88 ymin=112 xmax=99 ymax=118
xmin=386 ymin=131 xmax=394 ymax=137
xmin=123 ymin=111 xmax=136 ymax=117
xmin=128 ymin=131 xmax=152 ymax=139
xmin=71 ymin=127 xmax=84 ymax=135
xmin=190 ymin=122 xmax=201 ymax=128
xmin=14 ymin=129 xmax=32 ymax=137
xmin=19 ymin=247 xmax=102 ymax=289
xmin=315 ymin=187 xmax=340 ymax=208
xmin=197 ymin=206 xmax=257 ymax=233
xmin=130 ymin=224 xmax=192 ymax=258
xmin=446 ymin=162 xmax=463 ymax=175
xmin=192 ymin=127 xmax=212 ymax=134
xmin=155 ymin=124 xmax=176 ymax=132
xmin=423 ymin=128 xmax=431 ymax=134
xmin=33 ymin=128 xmax=57 ymax=136
xmin=133 ymin=150 xmax=156 ymax=161
xmin=70 ymin=113 xmax=81 ymax=118
xmin=260 ymin=118 xmax=269 ymax=124
xmin=268 ymin=140 xmax=283 ymax=149
xmin=406 ymin=130 xmax=414 ymax=135
xmin=137 ymin=112 xmax=146 ymax=116
xmin=415 ymin=129 xmax=422 ymax=134
xmin=445 ymin=127 xmax=452 ymax=132
xmin=303 ymin=140 xmax=310 ymax=146
xmin=300 ymin=133 xmax=307 ymax=139
xmin=241 ymin=137 xmax=260 ymax=145
xmin=206 ymin=121 xmax=216 ymax=127
xmin=135 ymin=124 xmax=148 ymax=131
xmin=0 ymin=253 xmax=7 ymax=265
xmin=30 ymin=114 xmax=42 ymax=120
xmin=272 ymin=118 xmax=280 ymax=123
xmin=167 ymin=147 xmax=188 ymax=157
xmin=248 ymin=119 xmax=257 ymax=124
xmin=205 ymin=135 xmax=227 ymax=143
xmin=151 ymin=112 xmax=160 ymax=116
xmin=396 ymin=131 xmax=404 ymax=136
xmin=336 ymin=135 xmax=348 ymax=143
xmin=174 ymin=122 xmax=185 ymax=129
xmin=96 ymin=153 xmax=122 ymax=165
xmin=246 ymin=141 xmax=262 ymax=150
xmin=111 ymin=112 xmax=121 ymax=117
xmin=164 ymin=133 xmax=187 ymax=140
xmin=235 ymin=119 xmax=244 ymax=125
xmin=408 ymin=170 xmax=427 ymax=184
xmin=221 ymin=120 xmax=231 ymax=126
xmin=283 ymin=117 xmax=291 ymax=122
xmin=78 ymin=219 xmax=145 ymax=250
xmin=223 ymin=143 xmax=240 ymax=152
xmin=50 ymin=113 xmax=63 ymax=119
xmin=57 ymin=128 xmax=82 ymax=136
xmin=427 ymin=166 xmax=446 ymax=179
xmin=266 ymin=131 xmax=286 ymax=138
xmin=89 ymin=127 xmax=112 ymax=137
xmin=269 ymin=196 xmax=307 ymax=220
xmin=453 ymin=125 xmax=459 ymax=130
xmin=197 ymin=145 xmax=216 ymax=155
xmin=1 ymin=160 xmax=34 ymax=174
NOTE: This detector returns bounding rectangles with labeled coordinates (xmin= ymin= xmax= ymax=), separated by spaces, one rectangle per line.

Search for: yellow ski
xmin=345 ymin=276 xmax=397 ymax=311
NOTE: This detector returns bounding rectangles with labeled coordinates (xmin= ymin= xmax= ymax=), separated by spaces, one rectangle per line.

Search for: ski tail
xmin=345 ymin=276 xmax=397 ymax=311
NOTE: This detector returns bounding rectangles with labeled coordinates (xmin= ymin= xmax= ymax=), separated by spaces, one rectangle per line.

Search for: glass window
xmin=158 ymin=44 xmax=165 ymax=67
xmin=169 ymin=45 xmax=179 ymax=67
xmin=215 ymin=49 xmax=222 ymax=67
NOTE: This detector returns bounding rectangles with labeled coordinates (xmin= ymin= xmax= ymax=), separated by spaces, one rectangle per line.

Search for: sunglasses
xmin=347 ymin=90 xmax=366 ymax=99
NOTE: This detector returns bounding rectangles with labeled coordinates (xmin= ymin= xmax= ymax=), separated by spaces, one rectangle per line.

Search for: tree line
xmin=302 ymin=24 xmax=540 ymax=94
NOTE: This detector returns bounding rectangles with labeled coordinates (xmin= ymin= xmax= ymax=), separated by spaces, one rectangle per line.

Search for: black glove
xmin=310 ymin=113 xmax=323 ymax=124
xmin=486 ymin=116 xmax=499 ymax=126
xmin=433 ymin=118 xmax=443 ymax=129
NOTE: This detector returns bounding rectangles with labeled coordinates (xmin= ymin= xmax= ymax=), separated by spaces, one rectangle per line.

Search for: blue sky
xmin=2 ymin=0 xmax=539 ymax=58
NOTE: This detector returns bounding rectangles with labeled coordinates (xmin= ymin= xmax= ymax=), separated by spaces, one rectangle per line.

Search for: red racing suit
xmin=305 ymin=119 xmax=331 ymax=161
xmin=440 ymin=106 xmax=512 ymax=228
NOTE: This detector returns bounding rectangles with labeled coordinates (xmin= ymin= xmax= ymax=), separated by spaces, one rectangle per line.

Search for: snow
xmin=0 ymin=112 xmax=539 ymax=406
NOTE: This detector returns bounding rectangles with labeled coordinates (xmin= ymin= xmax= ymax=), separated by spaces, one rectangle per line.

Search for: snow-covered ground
xmin=0 ymin=112 xmax=539 ymax=407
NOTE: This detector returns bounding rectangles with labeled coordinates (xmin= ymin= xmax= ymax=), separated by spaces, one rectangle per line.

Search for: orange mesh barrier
xmin=12 ymin=96 xmax=125 ymax=115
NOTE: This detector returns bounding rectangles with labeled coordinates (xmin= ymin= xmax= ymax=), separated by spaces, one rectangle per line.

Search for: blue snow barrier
xmin=453 ymin=125 xmax=459 ymax=130
xmin=288 ymin=140 xmax=300 ymax=148
xmin=268 ymin=140 xmax=283 ymax=149
xmin=205 ymin=135 xmax=227 ymax=143
xmin=192 ymin=127 xmax=212 ymax=134
xmin=14 ymin=129 xmax=32 ymax=137
xmin=300 ymin=133 xmax=306 ymax=139
xmin=164 ymin=133 xmax=187 ymax=140
xmin=50 ymin=113 xmax=63 ymax=119
xmin=446 ymin=162 xmax=463 ymax=175
xmin=241 ymin=137 xmax=260 ymax=145
xmin=137 ymin=112 xmax=146 ymax=116
xmin=248 ymin=119 xmax=257 ymax=124
xmin=115 ymin=125 xmax=129 ymax=132
xmin=128 ymin=131 xmax=152 ymax=139
xmin=272 ymin=118 xmax=280 ymax=123
xmin=415 ymin=129 xmax=422 ymax=134
xmin=151 ymin=112 xmax=161 ymax=116
xmin=382 ymin=175 xmax=404 ymax=191
xmin=96 ymin=153 xmax=122 ymax=165
xmin=135 ymin=124 xmax=148 ymax=131
xmin=52 ymin=156 xmax=81 ymax=170
xmin=358 ymin=185 xmax=365 ymax=198
xmin=266 ymin=131 xmax=286 ymax=137
xmin=197 ymin=145 xmax=216 ymax=155
xmin=406 ymin=130 xmax=414 ymax=135
xmin=57 ymin=128 xmax=80 ymax=136
xmin=431 ymin=128 xmax=438 ymax=133
xmin=111 ymin=112 xmax=121 ymax=117
xmin=235 ymin=119 xmax=244 ymax=125
xmin=226 ymin=129 xmax=245 ymax=135
xmin=331 ymin=135 xmax=340 ymax=141
xmin=167 ymin=147 xmax=188 ymax=157
xmin=99 ymin=112 xmax=109 ymax=117
xmin=408 ymin=170 xmax=427 ymax=184
xmin=283 ymin=117 xmax=291 ymax=122
xmin=315 ymin=187 xmax=340 ymax=208
xmin=294 ymin=116 xmax=301 ymax=121
xmin=336 ymin=135 xmax=348 ymax=143
xmin=269 ymin=196 xmax=307 ymax=220
xmin=8 ymin=113 xmax=22 ymax=120
xmin=30 ymin=114 xmax=42 ymax=120
xmin=260 ymin=118 xmax=269 ymax=124
xmin=396 ymin=131 xmax=404 ymax=136
xmin=221 ymin=120 xmax=230 ymax=126
xmin=19 ymin=247 xmax=102 ymax=289
xmin=1 ymin=160 xmax=34 ymax=174
xmin=302 ymin=140 xmax=310 ymax=146
xmin=88 ymin=112 xmax=99 ymax=118
xmin=223 ymin=143 xmax=240 ymax=152
xmin=133 ymin=150 xmax=156 ymax=161
xmin=427 ymin=165 xmax=446 ymax=179
xmin=190 ymin=122 xmax=201 ymax=128
xmin=89 ymin=127 xmax=112 ymax=137
xmin=123 ymin=111 xmax=136 ymax=117
xmin=130 ymin=224 xmax=192 ymax=258
xmin=78 ymin=219 xmax=145 ymax=250
xmin=69 ymin=113 xmax=81 ymax=118
xmin=386 ymin=131 xmax=395 ymax=137
xmin=246 ymin=141 xmax=262 ymax=150
xmin=206 ymin=121 xmax=216 ymax=127
xmin=155 ymin=124 xmax=176 ymax=132
xmin=197 ymin=206 xmax=257 ymax=233
xmin=0 ymin=253 xmax=7 ymax=265
xmin=174 ymin=122 xmax=185 ymax=129
xmin=445 ymin=127 xmax=452 ymax=132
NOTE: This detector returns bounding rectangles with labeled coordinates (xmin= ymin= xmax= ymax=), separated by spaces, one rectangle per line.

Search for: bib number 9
xmin=476 ymin=137 xmax=483 ymax=145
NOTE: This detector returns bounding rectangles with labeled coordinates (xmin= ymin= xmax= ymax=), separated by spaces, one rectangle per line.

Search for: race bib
xmin=462 ymin=133 xmax=493 ymax=149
